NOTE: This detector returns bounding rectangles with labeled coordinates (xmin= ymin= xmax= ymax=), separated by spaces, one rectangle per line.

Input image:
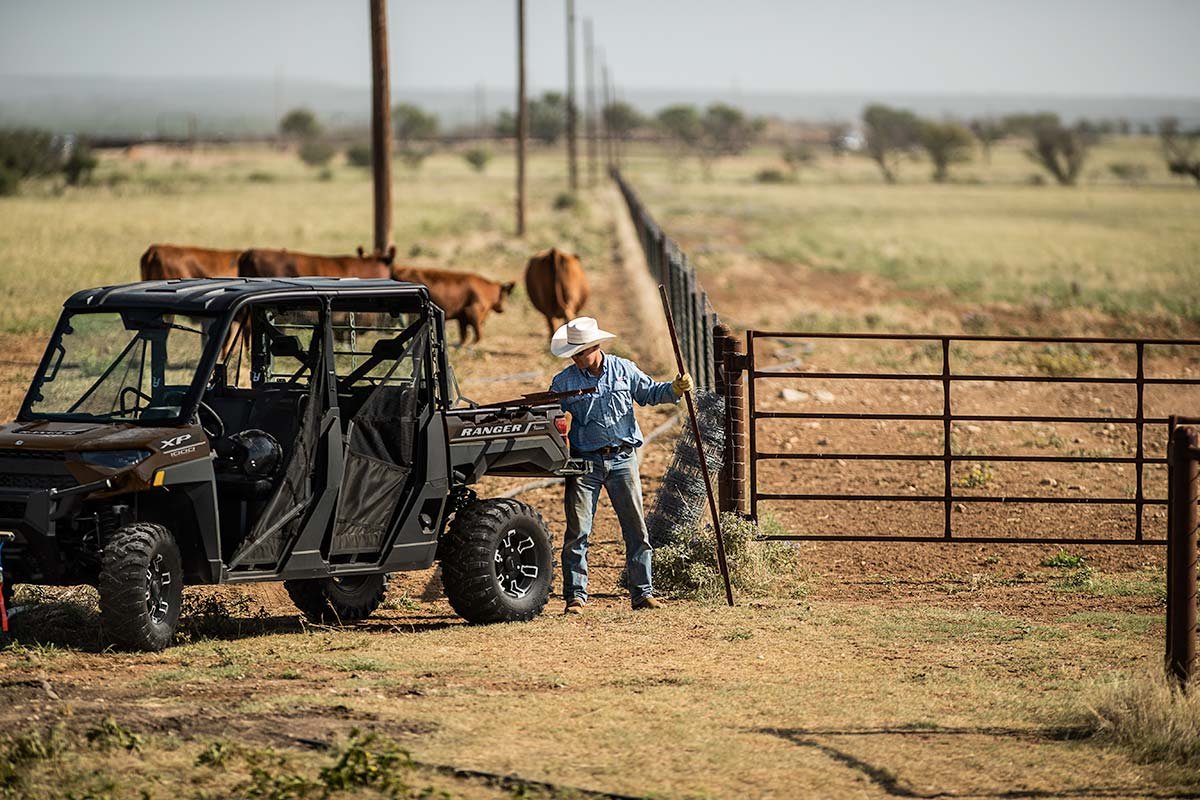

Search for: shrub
xmin=552 ymin=191 xmax=578 ymax=210
xmin=1081 ymin=674 xmax=1200 ymax=770
xmin=0 ymin=165 xmax=18 ymax=196
xmin=754 ymin=168 xmax=789 ymax=184
xmin=398 ymin=147 xmax=428 ymax=172
xmin=246 ymin=171 xmax=275 ymax=183
xmin=298 ymin=139 xmax=335 ymax=167
xmin=1041 ymin=551 xmax=1086 ymax=569
xmin=392 ymin=103 xmax=439 ymax=146
xmin=279 ymin=107 xmax=320 ymax=139
xmin=0 ymin=128 xmax=61 ymax=180
xmin=463 ymin=147 xmax=490 ymax=173
xmin=1108 ymin=161 xmax=1149 ymax=185
xmin=345 ymin=142 xmax=372 ymax=168
xmin=318 ymin=167 xmax=334 ymax=182
xmin=62 ymin=143 xmax=97 ymax=186
xmin=782 ymin=142 xmax=816 ymax=176
xmin=918 ymin=120 xmax=975 ymax=182
xmin=653 ymin=513 xmax=796 ymax=601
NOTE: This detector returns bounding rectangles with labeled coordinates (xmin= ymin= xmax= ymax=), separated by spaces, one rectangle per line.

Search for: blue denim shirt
xmin=550 ymin=354 xmax=677 ymax=452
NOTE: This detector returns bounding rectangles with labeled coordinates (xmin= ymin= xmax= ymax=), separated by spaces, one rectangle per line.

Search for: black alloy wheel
xmin=495 ymin=527 xmax=541 ymax=598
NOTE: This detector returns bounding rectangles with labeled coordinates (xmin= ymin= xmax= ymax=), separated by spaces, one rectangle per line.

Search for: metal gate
xmin=744 ymin=330 xmax=1200 ymax=545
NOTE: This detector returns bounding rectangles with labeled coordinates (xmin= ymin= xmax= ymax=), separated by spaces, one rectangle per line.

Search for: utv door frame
xmin=322 ymin=297 xmax=450 ymax=573
xmin=220 ymin=296 xmax=343 ymax=582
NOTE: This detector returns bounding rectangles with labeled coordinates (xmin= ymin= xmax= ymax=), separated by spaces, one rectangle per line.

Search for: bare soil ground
xmin=0 ymin=154 xmax=1195 ymax=798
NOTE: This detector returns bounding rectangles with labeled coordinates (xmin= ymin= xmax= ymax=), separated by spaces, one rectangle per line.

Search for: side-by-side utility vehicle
xmin=0 ymin=278 xmax=586 ymax=649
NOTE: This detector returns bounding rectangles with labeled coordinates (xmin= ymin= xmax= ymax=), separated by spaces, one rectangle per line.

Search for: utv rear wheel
xmin=284 ymin=574 xmax=389 ymax=624
xmin=440 ymin=499 xmax=553 ymax=624
xmin=99 ymin=523 xmax=182 ymax=652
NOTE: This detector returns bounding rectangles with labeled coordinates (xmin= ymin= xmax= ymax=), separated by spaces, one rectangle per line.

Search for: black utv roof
xmin=63 ymin=277 xmax=429 ymax=314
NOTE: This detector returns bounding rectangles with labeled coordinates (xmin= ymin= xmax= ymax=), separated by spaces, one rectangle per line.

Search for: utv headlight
xmin=81 ymin=450 xmax=152 ymax=469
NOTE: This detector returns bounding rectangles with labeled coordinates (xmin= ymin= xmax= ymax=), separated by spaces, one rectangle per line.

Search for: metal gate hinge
xmin=725 ymin=353 xmax=750 ymax=375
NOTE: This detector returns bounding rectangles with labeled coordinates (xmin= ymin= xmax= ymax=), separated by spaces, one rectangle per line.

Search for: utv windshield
xmin=25 ymin=309 xmax=216 ymax=423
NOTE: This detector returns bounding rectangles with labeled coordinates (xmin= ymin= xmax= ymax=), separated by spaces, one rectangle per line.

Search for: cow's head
xmin=356 ymin=245 xmax=397 ymax=267
xmin=493 ymin=281 xmax=516 ymax=313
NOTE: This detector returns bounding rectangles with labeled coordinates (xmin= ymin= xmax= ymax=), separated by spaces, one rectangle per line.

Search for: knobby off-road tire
xmin=440 ymin=498 xmax=554 ymax=624
xmin=284 ymin=574 xmax=389 ymax=624
xmin=99 ymin=522 xmax=183 ymax=652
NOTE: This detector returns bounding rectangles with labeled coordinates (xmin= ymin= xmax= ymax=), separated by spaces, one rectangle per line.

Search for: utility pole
xmin=369 ymin=0 xmax=392 ymax=255
xmin=565 ymin=0 xmax=578 ymax=192
xmin=516 ymin=0 xmax=527 ymax=237
xmin=601 ymin=60 xmax=613 ymax=171
xmin=583 ymin=18 xmax=597 ymax=187
xmin=475 ymin=82 xmax=486 ymax=139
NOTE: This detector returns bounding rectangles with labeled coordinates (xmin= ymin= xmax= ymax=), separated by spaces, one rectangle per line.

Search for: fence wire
xmin=646 ymin=389 xmax=726 ymax=548
xmin=612 ymin=168 xmax=717 ymax=392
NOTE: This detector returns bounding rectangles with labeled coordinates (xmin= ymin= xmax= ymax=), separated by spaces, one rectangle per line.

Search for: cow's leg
xmin=545 ymin=315 xmax=558 ymax=338
xmin=455 ymin=317 xmax=469 ymax=348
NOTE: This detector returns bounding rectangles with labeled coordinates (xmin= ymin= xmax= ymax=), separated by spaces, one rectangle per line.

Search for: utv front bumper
xmin=0 ymin=477 xmax=113 ymax=584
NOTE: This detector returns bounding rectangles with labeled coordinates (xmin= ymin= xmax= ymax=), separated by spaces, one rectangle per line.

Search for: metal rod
xmin=755 ymin=452 xmax=1163 ymax=464
xmin=752 ymin=371 xmax=1200 ymax=385
xmin=747 ymin=331 xmax=1200 ymax=346
xmin=753 ymin=411 xmax=1173 ymax=424
xmin=1136 ymin=342 xmax=1146 ymax=541
xmin=659 ymin=284 xmax=733 ymax=606
xmin=755 ymin=492 xmax=1166 ymax=505
xmin=747 ymin=330 xmax=758 ymax=523
xmin=1166 ymin=424 xmax=1198 ymax=687
xmin=758 ymin=534 xmax=1168 ymax=546
xmin=942 ymin=338 xmax=953 ymax=538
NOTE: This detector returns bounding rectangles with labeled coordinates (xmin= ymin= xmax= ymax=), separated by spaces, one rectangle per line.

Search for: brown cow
xmin=391 ymin=265 xmax=515 ymax=345
xmin=524 ymin=247 xmax=588 ymax=337
xmin=237 ymin=246 xmax=396 ymax=279
xmin=139 ymin=245 xmax=241 ymax=281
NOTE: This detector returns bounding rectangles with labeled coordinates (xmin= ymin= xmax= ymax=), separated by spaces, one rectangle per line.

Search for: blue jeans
xmin=562 ymin=448 xmax=653 ymax=603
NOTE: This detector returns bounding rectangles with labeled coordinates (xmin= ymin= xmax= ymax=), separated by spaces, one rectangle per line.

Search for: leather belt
xmin=578 ymin=443 xmax=633 ymax=457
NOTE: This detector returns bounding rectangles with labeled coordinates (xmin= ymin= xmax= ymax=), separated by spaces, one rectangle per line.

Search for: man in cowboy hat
xmin=549 ymin=317 xmax=693 ymax=613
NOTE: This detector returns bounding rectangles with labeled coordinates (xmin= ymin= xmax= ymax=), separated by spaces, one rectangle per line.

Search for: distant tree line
xmin=0 ymin=129 xmax=97 ymax=195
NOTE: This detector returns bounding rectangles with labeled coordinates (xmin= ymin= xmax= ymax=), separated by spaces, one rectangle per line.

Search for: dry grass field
xmin=1 ymin=142 xmax=1198 ymax=798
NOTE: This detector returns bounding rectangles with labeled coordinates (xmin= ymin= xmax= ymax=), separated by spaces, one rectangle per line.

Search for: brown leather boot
xmin=632 ymin=596 xmax=663 ymax=610
xmin=564 ymin=598 xmax=586 ymax=615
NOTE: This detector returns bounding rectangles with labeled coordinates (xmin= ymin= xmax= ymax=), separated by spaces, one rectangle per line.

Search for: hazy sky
xmin=1 ymin=0 xmax=1196 ymax=96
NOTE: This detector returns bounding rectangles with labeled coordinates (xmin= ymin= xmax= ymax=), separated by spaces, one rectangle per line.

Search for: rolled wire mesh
xmin=646 ymin=389 xmax=726 ymax=548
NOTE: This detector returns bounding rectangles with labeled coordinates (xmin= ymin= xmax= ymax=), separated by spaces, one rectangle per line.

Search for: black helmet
xmin=226 ymin=429 xmax=282 ymax=478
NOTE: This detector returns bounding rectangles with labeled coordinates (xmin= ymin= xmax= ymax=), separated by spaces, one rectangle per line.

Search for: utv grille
xmin=0 ymin=449 xmax=78 ymax=493
xmin=0 ymin=449 xmax=66 ymax=460
xmin=0 ymin=499 xmax=25 ymax=520
xmin=0 ymin=473 xmax=77 ymax=491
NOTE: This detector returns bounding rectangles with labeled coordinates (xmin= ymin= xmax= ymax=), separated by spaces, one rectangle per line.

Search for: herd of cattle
xmin=139 ymin=243 xmax=589 ymax=344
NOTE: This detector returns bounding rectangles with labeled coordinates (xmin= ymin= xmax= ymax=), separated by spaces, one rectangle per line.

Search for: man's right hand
xmin=671 ymin=373 xmax=694 ymax=397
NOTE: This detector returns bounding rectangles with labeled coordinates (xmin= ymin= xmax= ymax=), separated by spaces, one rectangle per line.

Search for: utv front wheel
xmin=284 ymin=574 xmax=389 ymax=624
xmin=440 ymin=499 xmax=553 ymax=624
xmin=99 ymin=523 xmax=183 ymax=652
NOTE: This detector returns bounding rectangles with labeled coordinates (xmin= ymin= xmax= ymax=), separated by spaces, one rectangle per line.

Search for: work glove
xmin=671 ymin=372 xmax=694 ymax=397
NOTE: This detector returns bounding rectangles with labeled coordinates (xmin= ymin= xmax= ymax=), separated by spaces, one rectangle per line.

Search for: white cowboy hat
xmin=551 ymin=317 xmax=617 ymax=359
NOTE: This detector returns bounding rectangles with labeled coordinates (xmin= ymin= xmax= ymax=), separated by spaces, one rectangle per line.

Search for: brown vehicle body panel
xmin=524 ymin=247 xmax=589 ymax=337
xmin=391 ymin=265 xmax=515 ymax=345
xmin=140 ymin=245 xmax=241 ymax=281
xmin=0 ymin=419 xmax=210 ymax=492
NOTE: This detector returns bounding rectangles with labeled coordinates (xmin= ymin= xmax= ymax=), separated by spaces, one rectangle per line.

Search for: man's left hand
xmin=672 ymin=373 xmax=694 ymax=397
